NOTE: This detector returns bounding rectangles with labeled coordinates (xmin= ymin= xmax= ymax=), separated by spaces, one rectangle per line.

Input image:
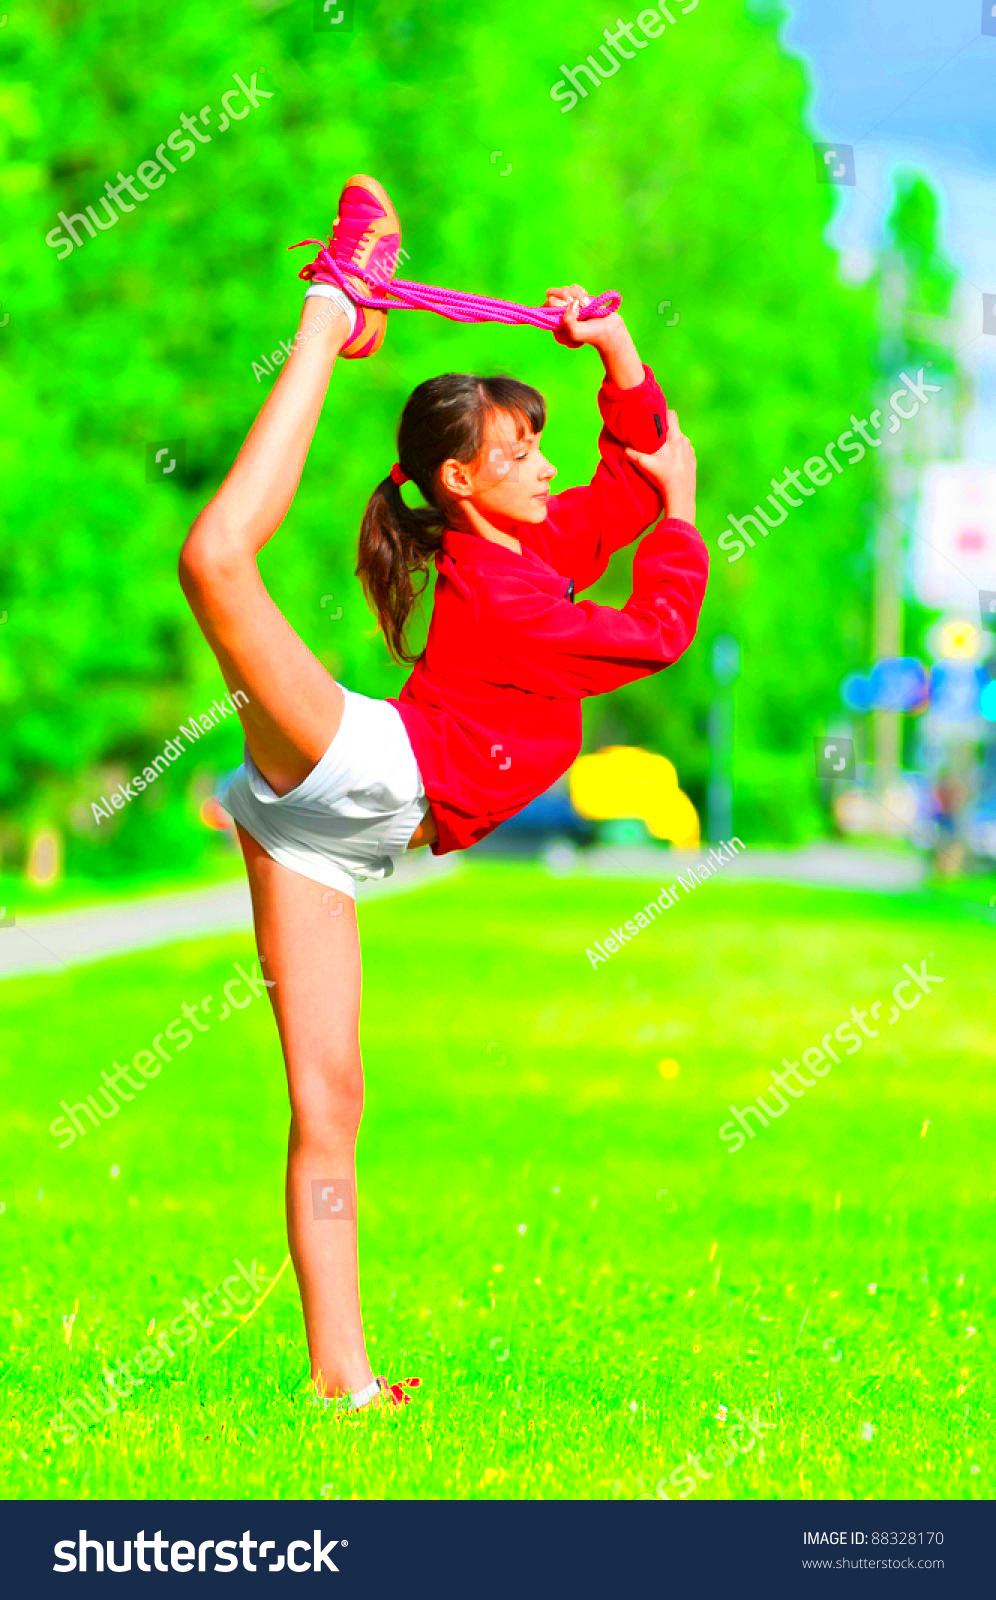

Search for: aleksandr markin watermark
xmin=90 ymin=690 xmax=247 ymax=824
xmin=586 ymin=837 xmax=745 ymax=969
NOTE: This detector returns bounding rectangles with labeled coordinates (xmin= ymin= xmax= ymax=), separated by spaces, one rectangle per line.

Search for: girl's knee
xmin=290 ymin=1051 xmax=364 ymax=1146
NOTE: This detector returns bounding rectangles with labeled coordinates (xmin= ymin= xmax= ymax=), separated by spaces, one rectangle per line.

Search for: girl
xmin=179 ymin=175 xmax=708 ymax=1415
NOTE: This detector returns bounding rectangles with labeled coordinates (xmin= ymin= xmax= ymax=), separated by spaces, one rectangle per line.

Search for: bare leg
xmin=179 ymin=301 xmax=383 ymax=1394
xmin=237 ymin=825 xmax=372 ymax=1397
xmin=179 ymin=297 xmax=353 ymax=795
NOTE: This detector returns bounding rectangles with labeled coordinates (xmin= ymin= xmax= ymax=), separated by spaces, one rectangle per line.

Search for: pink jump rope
xmin=291 ymin=238 xmax=622 ymax=331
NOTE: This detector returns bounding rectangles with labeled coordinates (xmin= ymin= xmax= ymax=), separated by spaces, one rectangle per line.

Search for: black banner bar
xmin=0 ymin=1499 xmax=989 ymax=1595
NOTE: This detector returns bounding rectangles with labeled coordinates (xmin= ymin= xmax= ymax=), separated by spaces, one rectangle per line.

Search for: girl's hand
xmin=625 ymin=410 xmax=697 ymax=524
xmin=546 ymin=284 xmax=626 ymax=352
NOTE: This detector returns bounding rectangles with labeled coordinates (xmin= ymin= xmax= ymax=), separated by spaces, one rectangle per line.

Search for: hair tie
xmin=389 ymin=462 xmax=409 ymax=486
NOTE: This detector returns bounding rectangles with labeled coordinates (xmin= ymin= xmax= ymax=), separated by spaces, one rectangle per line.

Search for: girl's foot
xmin=311 ymin=1374 xmax=421 ymax=1420
xmin=302 ymin=174 xmax=402 ymax=360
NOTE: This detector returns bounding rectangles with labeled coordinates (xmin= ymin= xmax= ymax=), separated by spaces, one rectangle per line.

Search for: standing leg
xmin=238 ymin=824 xmax=373 ymax=1397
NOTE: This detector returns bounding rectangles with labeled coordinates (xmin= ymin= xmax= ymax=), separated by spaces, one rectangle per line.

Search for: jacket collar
xmin=440 ymin=526 xmax=555 ymax=576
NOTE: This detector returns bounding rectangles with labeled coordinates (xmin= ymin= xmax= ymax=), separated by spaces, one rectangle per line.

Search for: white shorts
xmin=218 ymin=687 xmax=429 ymax=899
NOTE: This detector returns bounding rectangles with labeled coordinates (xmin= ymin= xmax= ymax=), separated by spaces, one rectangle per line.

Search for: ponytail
xmin=357 ymin=476 xmax=444 ymax=665
xmin=356 ymin=372 xmax=546 ymax=666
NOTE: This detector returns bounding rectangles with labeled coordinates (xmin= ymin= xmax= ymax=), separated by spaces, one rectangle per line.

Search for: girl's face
xmin=441 ymin=414 xmax=557 ymax=531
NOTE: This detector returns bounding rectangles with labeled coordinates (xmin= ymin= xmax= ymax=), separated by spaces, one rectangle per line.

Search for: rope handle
xmin=290 ymin=238 xmax=622 ymax=331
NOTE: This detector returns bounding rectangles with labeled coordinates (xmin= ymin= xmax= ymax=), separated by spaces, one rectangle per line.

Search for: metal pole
xmin=873 ymin=259 xmax=906 ymax=808
xmin=707 ymin=634 xmax=739 ymax=842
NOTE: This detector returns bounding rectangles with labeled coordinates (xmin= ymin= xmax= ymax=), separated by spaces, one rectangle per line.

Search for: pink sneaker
xmin=378 ymin=1375 xmax=421 ymax=1407
xmin=330 ymin=1375 xmax=421 ymax=1424
xmin=299 ymin=174 xmax=402 ymax=359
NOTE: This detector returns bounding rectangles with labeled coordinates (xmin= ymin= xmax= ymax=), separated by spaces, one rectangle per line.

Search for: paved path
xmin=571 ymin=841 xmax=928 ymax=891
xmin=0 ymin=854 xmax=458 ymax=981
xmin=0 ymin=843 xmax=931 ymax=983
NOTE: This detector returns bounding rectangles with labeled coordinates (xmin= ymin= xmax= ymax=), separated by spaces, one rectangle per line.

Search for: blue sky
xmin=780 ymin=0 xmax=996 ymax=277
xmin=784 ymin=0 xmax=996 ymax=173
xmin=782 ymin=0 xmax=996 ymax=459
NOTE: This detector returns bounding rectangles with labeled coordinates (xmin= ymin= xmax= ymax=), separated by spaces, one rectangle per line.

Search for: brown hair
xmin=356 ymin=373 xmax=546 ymax=664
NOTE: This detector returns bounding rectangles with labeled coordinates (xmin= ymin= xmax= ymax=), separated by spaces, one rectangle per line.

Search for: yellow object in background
xmin=931 ymin=617 xmax=982 ymax=662
xmin=569 ymin=746 xmax=700 ymax=847
xmin=25 ymin=827 xmax=63 ymax=888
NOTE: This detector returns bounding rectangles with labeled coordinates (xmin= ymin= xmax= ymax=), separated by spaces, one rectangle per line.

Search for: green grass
xmin=1 ymin=862 xmax=992 ymax=1500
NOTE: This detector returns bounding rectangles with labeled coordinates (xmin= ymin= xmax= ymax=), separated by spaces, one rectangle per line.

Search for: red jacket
xmin=389 ymin=365 xmax=709 ymax=855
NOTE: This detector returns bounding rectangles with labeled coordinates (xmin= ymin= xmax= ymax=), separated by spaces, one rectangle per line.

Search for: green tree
xmin=0 ymin=0 xmax=881 ymax=870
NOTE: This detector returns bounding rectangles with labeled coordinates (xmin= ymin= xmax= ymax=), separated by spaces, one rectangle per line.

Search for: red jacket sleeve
xmin=538 ymin=364 xmax=668 ymax=593
xmin=481 ymin=518 xmax=709 ymax=699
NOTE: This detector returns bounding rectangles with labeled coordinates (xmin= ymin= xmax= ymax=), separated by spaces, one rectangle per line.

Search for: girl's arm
xmin=537 ymin=284 xmax=668 ymax=589
xmin=483 ymin=410 xmax=703 ymax=697
xmin=483 ymin=511 xmax=709 ymax=700
xmin=625 ymin=408 xmax=697 ymax=526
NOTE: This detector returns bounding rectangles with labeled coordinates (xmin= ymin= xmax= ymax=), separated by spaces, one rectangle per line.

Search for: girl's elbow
xmin=661 ymin=610 xmax=699 ymax=664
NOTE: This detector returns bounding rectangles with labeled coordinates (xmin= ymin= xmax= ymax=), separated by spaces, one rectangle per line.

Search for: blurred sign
xmin=914 ymin=464 xmax=996 ymax=610
xmin=928 ymin=662 xmax=982 ymax=725
xmin=868 ymin=657 xmax=928 ymax=712
xmin=840 ymin=659 xmax=927 ymax=712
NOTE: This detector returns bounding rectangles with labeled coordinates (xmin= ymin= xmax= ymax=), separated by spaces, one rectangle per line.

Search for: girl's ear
xmin=439 ymin=456 xmax=475 ymax=501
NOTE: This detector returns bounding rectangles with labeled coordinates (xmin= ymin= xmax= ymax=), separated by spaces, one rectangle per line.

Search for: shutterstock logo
xmin=814 ymin=142 xmax=855 ymax=185
xmin=53 ymin=1529 xmax=344 ymax=1574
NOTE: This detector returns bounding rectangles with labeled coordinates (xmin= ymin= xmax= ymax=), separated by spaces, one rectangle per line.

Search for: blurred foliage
xmin=886 ymin=173 xmax=958 ymax=324
xmin=0 ymin=0 xmax=887 ymax=868
xmin=878 ymin=171 xmax=962 ymax=681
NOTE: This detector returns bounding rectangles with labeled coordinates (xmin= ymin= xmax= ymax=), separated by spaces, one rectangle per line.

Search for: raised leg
xmin=179 ymin=296 xmax=353 ymax=797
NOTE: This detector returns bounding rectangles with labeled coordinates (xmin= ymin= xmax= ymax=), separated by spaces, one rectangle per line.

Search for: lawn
xmin=0 ymin=861 xmax=992 ymax=1500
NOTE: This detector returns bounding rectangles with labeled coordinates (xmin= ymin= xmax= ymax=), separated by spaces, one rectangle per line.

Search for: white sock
xmin=309 ymin=1375 xmax=380 ymax=1412
xmin=304 ymin=282 xmax=359 ymax=338
xmin=350 ymin=1377 xmax=381 ymax=1410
